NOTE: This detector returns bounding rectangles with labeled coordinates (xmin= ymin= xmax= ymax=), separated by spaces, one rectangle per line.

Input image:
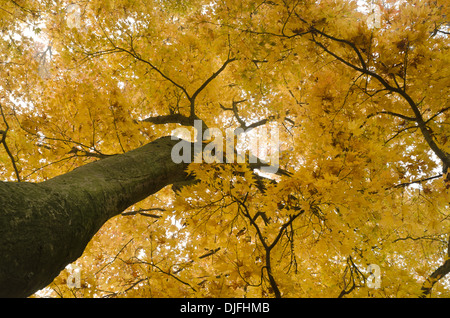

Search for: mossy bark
xmin=0 ymin=136 xmax=191 ymax=297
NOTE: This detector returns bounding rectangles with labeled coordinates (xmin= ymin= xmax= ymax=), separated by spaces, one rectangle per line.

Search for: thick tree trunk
xmin=0 ymin=136 xmax=191 ymax=297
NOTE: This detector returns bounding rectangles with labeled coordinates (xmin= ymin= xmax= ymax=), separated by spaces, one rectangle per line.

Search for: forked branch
xmin=0 ymin=103 xmax=20 ymax=182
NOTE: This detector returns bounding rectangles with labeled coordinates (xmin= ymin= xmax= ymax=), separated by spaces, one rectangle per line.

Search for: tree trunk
xmin=0 ymin=136 xmax=192 ymax=297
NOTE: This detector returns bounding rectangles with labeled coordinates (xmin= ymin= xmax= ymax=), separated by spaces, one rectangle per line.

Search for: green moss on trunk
xmin=0 ymin=136 xmax=192 ymax=297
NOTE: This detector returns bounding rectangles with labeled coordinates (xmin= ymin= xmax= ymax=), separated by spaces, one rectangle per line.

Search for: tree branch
xmin=425 ymin=106 xmax=450 ymax=125
xmin=189 ymin=57 xmax=236 ymax=117
xmin=368 ymin=111 xmax=417 ymax=122
xmin=306 ymin=27 xmax=450 ymax=169
xmin=393 ymin=174 xmax=443 ymax=188
xmin=338 ymin=256 xmax=365 ymax=298
xmin=140 ymin=113 xmax=195 ymax=126
xmin=420 ymin=237 xmax=450 ymax=297
xmin=219 ymin=100 xmax=275 ymax=133
xmin=0 ymin=103 xmax=21 ymax=182
xmin=115 ymin=46 xmax=191 ymax=99
xmin=95 ymin=238 xmax=134 ymax=275
xmin=144 ymin=261 xmax=197 ymax=292
xmin=121 ymin=208 xmax=165 ymax=218
xmin=310 ymin=27 xmax=367 ymax=70
xmin=232 ymin=191 xmax=305 ymax=298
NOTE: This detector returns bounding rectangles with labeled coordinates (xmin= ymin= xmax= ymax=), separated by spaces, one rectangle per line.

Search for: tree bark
xmin=420 ymin=259 xmax=450 ymax=297
xmin=0 ymin=136 xmax=192 ymax=297
xmin=420 ymin=238 xmax=450 ymax=298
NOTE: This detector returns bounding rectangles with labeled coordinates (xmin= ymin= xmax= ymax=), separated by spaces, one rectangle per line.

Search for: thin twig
xmin=0 ymin=103 xmax=21 ymax=181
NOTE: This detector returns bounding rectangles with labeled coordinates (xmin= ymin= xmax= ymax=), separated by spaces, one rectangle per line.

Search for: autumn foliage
xmin=0 ymin=0 xmax=449 ymax=297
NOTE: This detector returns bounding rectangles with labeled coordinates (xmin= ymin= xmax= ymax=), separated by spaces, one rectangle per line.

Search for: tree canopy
xmin=0 ymin=0 xmax=449 ymax=298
